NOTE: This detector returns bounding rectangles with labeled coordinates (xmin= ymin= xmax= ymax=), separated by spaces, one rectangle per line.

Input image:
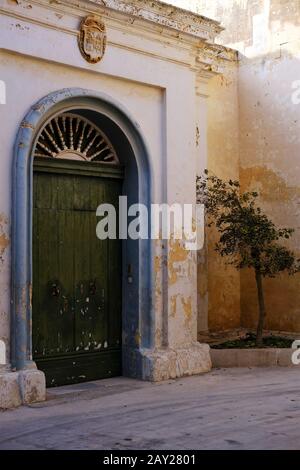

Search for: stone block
xmin=210 ymin=348 xmax=297 ymax=368
xmin=0 ymin=372 xmax=22 ymax=409
xmin=18 ymin=369 xmax=46 ymax=405
xmin=140 ymin=343 xmax=212 ymax=381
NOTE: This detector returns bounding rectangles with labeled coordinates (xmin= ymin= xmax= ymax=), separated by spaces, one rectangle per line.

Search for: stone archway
xmin=11 ymin=88 xmax=153 ymax=386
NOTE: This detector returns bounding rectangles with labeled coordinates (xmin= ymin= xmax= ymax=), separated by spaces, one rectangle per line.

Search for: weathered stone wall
xmin=1 ymin=0 xmax=222 ymax=403
xmin=205 ymin=64 xmax=240 ymax=332
xmin=167 ymin=0 xmax=300 ymax=334
xmin=164 ymin=0 xmax=241 ymax=332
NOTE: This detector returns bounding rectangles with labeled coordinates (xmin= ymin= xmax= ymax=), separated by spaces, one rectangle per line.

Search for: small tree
xmin=197 ymin=171 xmax=300 ymax=347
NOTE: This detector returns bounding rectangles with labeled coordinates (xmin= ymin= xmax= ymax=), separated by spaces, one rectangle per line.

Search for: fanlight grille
xmin=34 ymin=113 xmax=118 ymax=163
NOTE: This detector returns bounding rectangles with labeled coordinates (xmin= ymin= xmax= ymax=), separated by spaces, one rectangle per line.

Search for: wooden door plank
xmin=105 ymin=180 xmax=122 ymax=350
xmin=33 ymin=165 xmax=123 ymax=386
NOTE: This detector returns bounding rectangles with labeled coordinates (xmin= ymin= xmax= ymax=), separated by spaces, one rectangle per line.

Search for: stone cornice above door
xmin=1 ymin=0 xmax=237 ymax=88
xmin=83 ymin=0 xmax=224 ymax=42
xmin=195 ymin=43 xmax=238 ymax=76
xmin=1 ymin=0 xmax=225 ymax=51
xmin=194 ymin=43 xmax=238 ymax=97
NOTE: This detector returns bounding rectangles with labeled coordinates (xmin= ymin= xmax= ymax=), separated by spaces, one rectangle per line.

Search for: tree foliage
xmin=196 ymin=171 xmax=300 ymax=277
xmin=196 ymin=171 xmax=300 ymax=346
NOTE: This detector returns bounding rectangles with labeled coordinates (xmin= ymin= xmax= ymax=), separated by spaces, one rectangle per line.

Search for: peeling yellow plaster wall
xmin=167 ymin=0 xmax=300 ymax=334
xmin=235 ymin=1 xmax=300 ymax=334
xmin=181 ymin=296 xmax=192 ymax=326
xmin=163 ymin=0 xmax=241 ymax=333
xmin=168 ymin=238 xmax=189 ymax=286
xmin=0 ymin=213 xmax=10 ymax=361
xmin=205 ymin=65 xmax=241 ymax=332
xmin=0 ymin=213 xmax=9 ymax=263
xmin=0 ymin=233 xmax=9 ymax=260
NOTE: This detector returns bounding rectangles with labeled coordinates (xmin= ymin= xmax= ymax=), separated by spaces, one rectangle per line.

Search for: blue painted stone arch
xmin=11 ymin=88 xmax=154 ymax=377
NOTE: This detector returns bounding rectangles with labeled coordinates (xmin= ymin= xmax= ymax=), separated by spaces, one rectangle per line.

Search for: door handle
xmin=51 ymin=283 xmax=60 ymax=297
xmin=89 ymin=281 xmax=96 ymax=295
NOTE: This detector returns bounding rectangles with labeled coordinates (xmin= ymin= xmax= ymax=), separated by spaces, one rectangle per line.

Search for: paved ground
xmin=0 ymin=367 xmax=299 ymax=450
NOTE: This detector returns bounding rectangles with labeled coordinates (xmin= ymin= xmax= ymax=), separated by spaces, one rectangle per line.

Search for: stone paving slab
xmin=210 ymin=348 xmax=296 ymax=367
xmin=0 ymin=368 xmax=300 ymax=450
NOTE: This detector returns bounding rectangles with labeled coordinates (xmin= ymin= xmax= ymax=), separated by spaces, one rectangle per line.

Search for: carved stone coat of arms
xmin=79 ymin=16 xmax=107 ymax=64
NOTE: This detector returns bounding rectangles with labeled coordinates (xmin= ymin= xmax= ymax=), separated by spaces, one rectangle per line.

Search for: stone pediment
xmin=1 ymin=0 xmax=237 ymax=77
xmin=87 ymin=0 xmax=224 ymax=41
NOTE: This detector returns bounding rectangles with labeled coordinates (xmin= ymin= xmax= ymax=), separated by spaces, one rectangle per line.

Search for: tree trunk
xmin=255 ymin=269 xmax=266 ymax=347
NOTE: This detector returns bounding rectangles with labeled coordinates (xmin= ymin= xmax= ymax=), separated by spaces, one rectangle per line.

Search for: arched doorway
xmin=11 ymin=88 xmax=153 ymax=386
xmin=33 ymin=112 xmax=123 ymax=387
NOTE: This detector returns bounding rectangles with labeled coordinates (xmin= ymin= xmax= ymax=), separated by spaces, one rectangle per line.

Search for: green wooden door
xmin=32 ymin=158 xmax=123 ymax=387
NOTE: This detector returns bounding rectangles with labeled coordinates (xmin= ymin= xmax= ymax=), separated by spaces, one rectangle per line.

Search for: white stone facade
xmin=0 ymin=0 xmax=236 ymax=408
